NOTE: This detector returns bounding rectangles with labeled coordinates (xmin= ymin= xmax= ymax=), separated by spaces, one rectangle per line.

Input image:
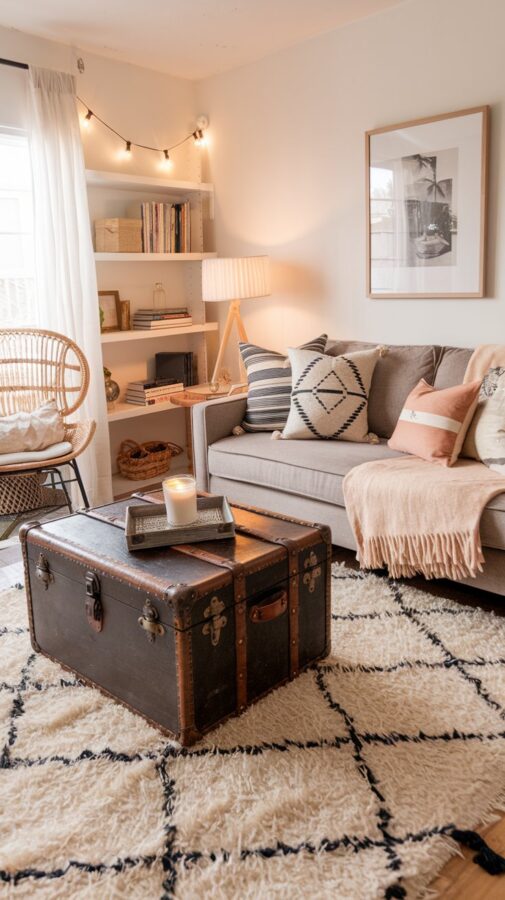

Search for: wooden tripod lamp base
xmin=202 ymin=255 xmax=271 ymax=387
xmin=210 ymin=299 xmax=249 ymax=385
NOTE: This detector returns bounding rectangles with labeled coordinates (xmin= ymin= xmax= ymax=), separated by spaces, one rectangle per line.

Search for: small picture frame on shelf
xmin=99 ymin=290 xmax=121 ymax=332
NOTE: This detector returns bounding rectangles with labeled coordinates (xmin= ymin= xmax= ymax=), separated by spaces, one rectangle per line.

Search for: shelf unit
xmin=107 ymin=398 xmax=180 ymax=422
xmin=87 ymin=168 xmax=217 ymax=498
xmin=100 ymin=322 xmax=218 ymax=344
xmin=95 ymin=252 xmax=217 ymax=262
xmin=86 ymin=169 xmax=214 ymax=196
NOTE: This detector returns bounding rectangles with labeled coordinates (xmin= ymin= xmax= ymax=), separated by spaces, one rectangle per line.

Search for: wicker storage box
xmin=116 ymin=439 xmax=182 ymax=481
xmin=95 ymin=218 xmax=142 ymax=253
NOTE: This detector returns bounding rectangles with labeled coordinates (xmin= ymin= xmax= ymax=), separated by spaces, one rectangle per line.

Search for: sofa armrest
xmin=191 ymin=395 xmax=247 ymax=491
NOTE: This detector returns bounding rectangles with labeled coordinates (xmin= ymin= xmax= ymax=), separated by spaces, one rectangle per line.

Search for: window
xmin=0 ymin=130 xmax=35 ymax=326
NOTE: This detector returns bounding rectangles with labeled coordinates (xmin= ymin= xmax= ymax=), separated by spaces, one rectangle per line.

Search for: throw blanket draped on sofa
xmin=344 ymin=456 xmax=505 ymax=579
xmin=343 ymin=345 xmax=505 ymax=580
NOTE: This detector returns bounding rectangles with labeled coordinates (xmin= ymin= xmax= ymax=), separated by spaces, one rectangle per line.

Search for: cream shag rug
xmin=2 ymin=563 xmax=505 ymax=899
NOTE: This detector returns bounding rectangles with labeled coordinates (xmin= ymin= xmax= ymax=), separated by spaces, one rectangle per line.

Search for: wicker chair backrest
xmin=0 ymin=328 xmax=90 ymax=417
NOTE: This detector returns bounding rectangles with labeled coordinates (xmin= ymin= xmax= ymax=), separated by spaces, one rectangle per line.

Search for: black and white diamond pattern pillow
xmin=282 ymin=346 xmax=381 ymax=441
xmin=239 ymin=335 xmax=327 ymax=432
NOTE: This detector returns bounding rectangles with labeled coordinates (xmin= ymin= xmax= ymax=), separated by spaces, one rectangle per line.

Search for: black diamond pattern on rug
xmin=2 ymin=566 xmax=505 ymax=897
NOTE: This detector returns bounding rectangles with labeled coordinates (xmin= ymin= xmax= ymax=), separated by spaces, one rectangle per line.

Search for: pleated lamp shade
xmin=202 ymin=256 xmax=271 ymax=302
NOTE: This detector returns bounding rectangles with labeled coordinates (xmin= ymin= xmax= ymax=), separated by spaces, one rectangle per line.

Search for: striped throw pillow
xmin=388 ymin=378 xmax=482 ymax=466
xmin=239 ymin=335 xmax=327 ymax=432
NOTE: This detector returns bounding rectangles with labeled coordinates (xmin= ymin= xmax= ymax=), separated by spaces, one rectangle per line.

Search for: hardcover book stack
xmin=155 ymin=351 xmax=196 ymax=387
xmin=140 ymin=201 xmax=191 ymax=253
xmin=132 ymin=307 xmax=193 ymax=331
xmin=124 ymin=379 xmax=183 ymax=407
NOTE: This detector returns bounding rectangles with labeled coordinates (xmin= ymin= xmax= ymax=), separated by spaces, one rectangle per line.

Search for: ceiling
xmin=0 ymin=0 xmax=409 ymax=80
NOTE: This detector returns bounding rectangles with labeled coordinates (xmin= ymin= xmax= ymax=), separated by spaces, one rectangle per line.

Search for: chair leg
xmin=55 ymin=469 xmax=73 ymax=513
xmin=70 ymin=459 xmax=90 ymax=509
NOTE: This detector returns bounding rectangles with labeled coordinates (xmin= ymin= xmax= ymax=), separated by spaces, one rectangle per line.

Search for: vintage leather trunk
xmin=20 ymin=494 xmax=331 ymax=746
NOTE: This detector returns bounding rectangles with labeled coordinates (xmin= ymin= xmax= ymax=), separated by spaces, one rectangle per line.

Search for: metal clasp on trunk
xmin=35 ymin=553 xmax=53 ymax=590
xmin=202 ymin=596 xmax=227 ymax=646
xmin=303 ymin=551 xmax=322 ymax=593
xmin=138 ymin=599 xmax=165 ymax=642
xmin=85 ymin=572 xmax=103 ymax=633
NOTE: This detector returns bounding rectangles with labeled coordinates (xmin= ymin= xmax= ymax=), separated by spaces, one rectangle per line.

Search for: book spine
xmin=127 ymin=385 xmax=180 ymax=397
xmin=170 ymin=206 xmax=175 ymax=253
xmin=135 ymin=308 xmax=188 ymax=316
xmin=132 ymin=319 xmax=193 ymax=329
xmin=133 ymin=313 xmax=189 ymax=321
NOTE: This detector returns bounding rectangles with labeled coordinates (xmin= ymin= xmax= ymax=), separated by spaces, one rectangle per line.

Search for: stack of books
xmin=139 ymin=202 xmax=191 ymax=253
xmin=132 ymin=308 xmax=193 ymax=331
xmin=125 ymin=379 xmax=184 ymax=406
xmin=155 ymin=351 xmax=195 ymax=387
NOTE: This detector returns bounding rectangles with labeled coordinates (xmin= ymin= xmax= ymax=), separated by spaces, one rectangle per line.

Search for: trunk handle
xmin=249 ymin=589 xmax=288 ymax=623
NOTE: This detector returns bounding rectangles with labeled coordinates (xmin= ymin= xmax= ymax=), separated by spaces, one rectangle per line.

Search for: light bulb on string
xmin=82 ymin=109 xmax=93 ymax=129
xmin=119 ymin=140 xmax=132 ymax=160
xmin=159 ymin=149 xmax=173 ymax=171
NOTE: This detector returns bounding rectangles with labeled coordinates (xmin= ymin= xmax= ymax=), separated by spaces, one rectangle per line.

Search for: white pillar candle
xmin=163 ymin=474 xmax=197 ymax=527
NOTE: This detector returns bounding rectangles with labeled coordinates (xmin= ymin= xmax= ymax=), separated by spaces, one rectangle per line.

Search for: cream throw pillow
xmin=463 ymin=366 xmax=505 ymax=474
xmin=282 ymin=346 xmax=381 ymax=442
xmin=0 ymin=399 xmax=65 ymax=453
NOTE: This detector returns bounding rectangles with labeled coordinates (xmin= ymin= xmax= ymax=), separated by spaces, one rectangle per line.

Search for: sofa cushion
xmin=433 ymin=346 xmax=473 ymax=389
xmin=388 ymin=378 xmax=481 ymax=466
xmin=208 ymin=432 xmax=505 ymax=554
xmin=282 ymin=346 xmax=381 ymax=443
xmin=208 ymin=432 xmax=403 ymax=506
xmin=325 ymin=340 xmax=439 ymax=438
xmin=239 ymin=334 xmax=327 ymax=432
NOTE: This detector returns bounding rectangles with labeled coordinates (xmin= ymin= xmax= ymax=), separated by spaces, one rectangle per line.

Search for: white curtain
xmin=28 ymin=66 xmax=112 ymax=506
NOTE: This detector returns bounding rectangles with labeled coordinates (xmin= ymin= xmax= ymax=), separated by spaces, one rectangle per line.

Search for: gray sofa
xmin=192 ymin=340 xmax=505 ymax=596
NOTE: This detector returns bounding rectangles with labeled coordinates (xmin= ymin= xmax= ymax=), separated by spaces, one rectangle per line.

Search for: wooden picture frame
xmin=98 ymin=290 xmax=121 ymax=332
xmin=366 ymin=105 xmax=489 ymax=299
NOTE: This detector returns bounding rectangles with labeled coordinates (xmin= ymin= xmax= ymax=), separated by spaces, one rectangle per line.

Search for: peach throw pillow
xmin=388 ymin=378 xmax=481 ymax=466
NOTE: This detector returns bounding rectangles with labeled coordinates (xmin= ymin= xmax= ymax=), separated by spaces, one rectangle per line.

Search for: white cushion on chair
xmin=0 ymin=399 xmax=66 ymax=452
xmin=0 ymin=441 xmax=72 ymax=467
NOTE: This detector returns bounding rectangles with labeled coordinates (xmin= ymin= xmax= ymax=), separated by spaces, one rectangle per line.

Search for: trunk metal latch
xmin=138 ymin=600 xmax=165 ymax=642
xmin=85 ymin=572 xmax=103 ymax=633
xmin=35 ymin=553 xmax=53 ymax=590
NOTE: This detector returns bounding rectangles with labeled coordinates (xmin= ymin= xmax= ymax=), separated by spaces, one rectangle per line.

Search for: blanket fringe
xmin=358 ymin=530 xmax=483 ymax=581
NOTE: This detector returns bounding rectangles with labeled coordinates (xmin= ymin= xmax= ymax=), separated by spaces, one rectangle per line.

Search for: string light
xmin=77 ymin=97 xmax=207 ymax=169
xmin=159 ymin=149 xmax=173 ymax=171
xmin=82 ymin=108 xmax=93 ymax=129
xmin=193 ymin=128 xmax=207 ymax=147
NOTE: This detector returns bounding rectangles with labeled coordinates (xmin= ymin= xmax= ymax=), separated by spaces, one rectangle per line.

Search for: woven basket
xmin=117 ymin=439 xmax=183 ymax=482
xmin=0 ymin=474 xmax=64 ymax=515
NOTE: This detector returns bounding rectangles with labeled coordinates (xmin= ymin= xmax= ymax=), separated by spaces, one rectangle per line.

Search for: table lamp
xmin=202 ymin=255 xmax=271 ymax=386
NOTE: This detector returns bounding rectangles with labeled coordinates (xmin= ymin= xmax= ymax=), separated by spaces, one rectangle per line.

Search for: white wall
xmin=197 ymin=0 xmax=505 ymax=363
xmin=0 ymin=26 xmax=200 ymax=180
xmin=0 ymin=28 xmax=205 ymax=474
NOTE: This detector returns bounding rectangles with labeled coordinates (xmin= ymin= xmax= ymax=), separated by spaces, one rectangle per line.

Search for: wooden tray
xmin=125 ymin=495 xmax=235 ymax=549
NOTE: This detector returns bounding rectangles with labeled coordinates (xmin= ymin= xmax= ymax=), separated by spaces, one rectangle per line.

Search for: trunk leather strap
xmin=175 ymin=543 xmax=248 ymax=712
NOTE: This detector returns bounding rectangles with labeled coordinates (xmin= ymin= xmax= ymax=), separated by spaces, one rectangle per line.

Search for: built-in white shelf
xmin=112 ymin=461 xmax=189 ymax=500
xmin=107 ymin=398 xmax=181 ymax=422
xmin=101 ymin=322 xmax=218 ymax=344
xmin=95 ymin=251 xmax=217 ymax=262
xmin=86 ymin=169 xmax=214 ymax=196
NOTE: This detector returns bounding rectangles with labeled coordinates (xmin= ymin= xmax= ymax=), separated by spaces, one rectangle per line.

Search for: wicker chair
xmin=0 ymin=328 xmax=96 ymax=510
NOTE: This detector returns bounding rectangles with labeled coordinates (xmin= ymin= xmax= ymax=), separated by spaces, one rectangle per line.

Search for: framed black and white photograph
xmin=98 ymin=290 xmax=121 ymax=332
xmin=366 ymin=106 xmax=489 ymax=298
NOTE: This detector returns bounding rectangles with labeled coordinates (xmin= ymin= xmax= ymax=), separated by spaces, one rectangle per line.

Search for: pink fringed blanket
xmin=343 ymin=456 xmax=505 ymax=580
